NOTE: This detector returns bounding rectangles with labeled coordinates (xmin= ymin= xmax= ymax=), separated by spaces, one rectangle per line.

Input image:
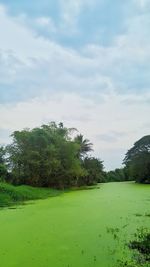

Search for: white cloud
xmin=59 ymin=0 xmax=97 ymax=33
xmin=84 ymin=12 xmax=150 ymax=66
xmin=0 ymin=4 xmax=150 ymax=95
xmin=36 ymin=17 xmax=53 ymax=27
xmin=0 ymin=91 xmax=150 ymax=169
xmin=16 ymin=14 xmax=57 ymax=35
xmin=133 ymin=0 xmax=150 ymax=9
xmin=0 ymin=5 xmax=70 ymax=63
xmin=0 ymin=4 xmax=150 ymax=169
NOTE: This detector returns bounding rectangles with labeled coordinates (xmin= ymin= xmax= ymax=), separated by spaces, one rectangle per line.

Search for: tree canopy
xmin=123 ymin=136 xmax=150 ymax=183
xmin=106 ymin=167 xmax=130 ymax=182
xmin=74 ymin=134 xmax=93 ymax=158
xmin=1 ymin=125 xmax=149 ymax=186
xmin=5 ymin=122 xmax=104 ymax=188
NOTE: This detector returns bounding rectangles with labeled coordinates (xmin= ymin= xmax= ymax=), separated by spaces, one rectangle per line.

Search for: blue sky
xmin=0 ymin=0 xmax=150 ymax=169
xmin=0 ymin=0 xmax=142 ymax=49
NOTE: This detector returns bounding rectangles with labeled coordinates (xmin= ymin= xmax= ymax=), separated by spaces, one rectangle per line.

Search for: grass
xmin=0 ymin=182 xmax=149 ymax=267
xmin=0 ymin=182 xmax=61 ymax=207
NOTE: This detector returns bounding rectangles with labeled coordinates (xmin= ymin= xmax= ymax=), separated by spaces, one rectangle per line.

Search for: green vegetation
xmin=79 ymin=157 xmax=105 ymax=185
xmin=106 ymin=167 xmax=130 ymax=182
xmin=74 ymin=134 xmax=93 ymax=158
xmin=106 ymin=135 xmax=150 ymax=184
xmin=129 ymin=228 xmax=150 ymax=263
xmin=0 ymin=182 xmax=60 ymax=207
xmin=0 ymin=182 xmax=149 ymax=267
xmin=0 ymin=146 xmax=7 ymax=181
xmin=119 ymin=228 xmax=150 ymax=267
xmin=0 ymin=123 xmax=150 ymax=267
xmin=1 ymin=123 xmax=150 ymax=187
xmin=124 ymin=135 xmax=150 ymax=184
xmin=1 ymin=122 xmax=105 ymax=188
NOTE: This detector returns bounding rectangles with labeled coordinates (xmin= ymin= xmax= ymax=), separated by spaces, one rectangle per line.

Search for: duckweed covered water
xmin=0 ymin=182 xmax=149 ymax=267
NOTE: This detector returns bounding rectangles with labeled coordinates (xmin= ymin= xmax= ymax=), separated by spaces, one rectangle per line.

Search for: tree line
xmin=106 ymin=135 xmax=150 ymax=184
xmin=0 ymin=122 xmax=150 ymax=188
xmin=123 ymin=135 xmax=150 ymax=184
xmin=0 ymin=122 xmax=105 ymax=188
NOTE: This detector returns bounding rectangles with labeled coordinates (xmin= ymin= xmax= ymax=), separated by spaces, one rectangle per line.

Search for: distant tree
xmin=123 ymin=136 xmax=150 ymax=183
xmin=3 ymin=122 xmax=107 ymax=188
xmin=74 ymin=134 xmax=93 ymax=158
xmin=78 ymin=157 xmax=105 ymax=186
xmin=106 ymin=168 xmax=129 ymax=182
xmin=124 ymin=136 xmax=150 ymax=164
xmin=6 ymin=123 xmax=89 ymax=188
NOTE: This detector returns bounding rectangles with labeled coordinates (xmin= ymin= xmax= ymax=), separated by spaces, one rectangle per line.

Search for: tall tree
xmin=106 ymin=168 xmax=130 ymax=182
xmin=123 ymin=136 xmax=150 ymax=183
xmin=6 ymin=123 xmax=86 ymax=188
xmin=78 ymin=157 xmax=105 ymax=186
xmin=74 ymin=134 xmax=93 ymax=158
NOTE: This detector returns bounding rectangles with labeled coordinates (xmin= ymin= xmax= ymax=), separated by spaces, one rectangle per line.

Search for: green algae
xmin=0 ymin=182 xmax=149 ymax=267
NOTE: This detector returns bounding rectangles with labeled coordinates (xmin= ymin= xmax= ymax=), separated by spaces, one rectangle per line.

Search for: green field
xmin=0 ymin=182 xmax=149 ymax=267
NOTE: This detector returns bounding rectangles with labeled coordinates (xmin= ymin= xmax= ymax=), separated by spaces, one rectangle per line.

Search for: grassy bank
xmin=0 ymin=182 xmax=61 ymax=207
xmin=0 ymin=182 xmax=98 ymax=208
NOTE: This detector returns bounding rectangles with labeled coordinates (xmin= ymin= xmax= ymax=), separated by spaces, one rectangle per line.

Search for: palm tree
xmin=74 ymin=134 xmax=93 ymax=158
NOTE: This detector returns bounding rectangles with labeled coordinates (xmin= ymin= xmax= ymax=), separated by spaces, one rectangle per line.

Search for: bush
xmin=0 ymin=182 xmax=61 ymax=207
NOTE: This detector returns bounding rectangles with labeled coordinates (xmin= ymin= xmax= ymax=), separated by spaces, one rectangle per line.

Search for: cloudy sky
xmin=0 ymin=0 xmax=150 ymax=170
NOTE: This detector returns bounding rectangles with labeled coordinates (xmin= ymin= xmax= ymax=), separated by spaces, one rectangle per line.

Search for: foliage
xmin=78 ymin=157 xmax=105 ymax=186
xmin=4 ymin=122 xmax=104 ymax=188
xmin=0 ymin=146 xmax=7 ymax=181
xmin=129 ymin=228 xmax=150 ymax=262
xmin=6 ymin=123 xmax=82 ymax=187
xmin=124 ymin=136 xmax=150 ymax=164
xmin=0 ymin=146 xmax=5 ymax=164
xmin=0 ymin=164 xmax=7 ymax=181
xmin=124 ymin=136 xmax=150 ymax=183
xmin=0 ymin=182 xmax=61 ymax=207
xmin=74 ymin=134 xmax=93 ymax=158
xmin=119 ymin=228 xmax=150 ymax=267
xmin=106 ymin=167 xmax=130 ymax=182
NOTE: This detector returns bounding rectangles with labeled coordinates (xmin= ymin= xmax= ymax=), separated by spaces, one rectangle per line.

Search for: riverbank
xmin=0 ymin=182 xmax=61 ymax=207
xmin=0 ymin=182 xmax=101 ymax=208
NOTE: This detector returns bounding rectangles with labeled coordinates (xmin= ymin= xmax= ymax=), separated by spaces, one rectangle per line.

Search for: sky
xmin=0 ymin=0 xmax=150 ymax=170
